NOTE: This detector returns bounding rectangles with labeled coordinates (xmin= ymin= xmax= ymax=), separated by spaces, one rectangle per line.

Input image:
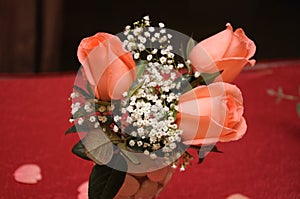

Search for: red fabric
xmin=0 ymin=61 xmax=299 ymax=199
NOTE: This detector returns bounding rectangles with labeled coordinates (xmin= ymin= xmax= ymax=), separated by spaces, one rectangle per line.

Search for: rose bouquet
xmin=66 ymin=16 xmax=256 ymax=199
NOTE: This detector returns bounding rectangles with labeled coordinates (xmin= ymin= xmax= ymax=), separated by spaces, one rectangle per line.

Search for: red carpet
xmin=0 ymin=60 xmax=299 ymax=199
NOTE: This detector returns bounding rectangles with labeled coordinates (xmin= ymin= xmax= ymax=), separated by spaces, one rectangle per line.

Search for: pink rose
xmin=176 ymin=82 xmax=247 ymax=145
xmin=77 ymin=32 xmax=136 ymax=101
xmin=189 ymin=23 xmax=256 ymax=82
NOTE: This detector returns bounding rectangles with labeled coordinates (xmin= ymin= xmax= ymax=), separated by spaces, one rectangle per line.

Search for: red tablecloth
xmin=0 ymin=60 xmax=299 ymax=199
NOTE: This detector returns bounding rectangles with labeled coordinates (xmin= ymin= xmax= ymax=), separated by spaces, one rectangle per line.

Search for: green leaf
xmin=86 ymin=81 xmax=95 ymax=97
xmin=136 ymin=60 xmax=147 ymax=78
xmin=194 ymin=145 xmax=222 ymax=164
xmin=186 ymin=35 xmax=196 ymax=59
xmin=88 ymin=155 xmax=127 ymax=199
xmin=297 ymin=103 xmax=300 ymax=118
xmin=118 ymin=143 xmax=140 ymax=165
xmin=65 ymin=124 xmax=89 ymax=135
xmin=83 ymin=130 xmax=114 ymax=165
xmin=73 ymin=85 xmax=93 ymax=98
xmin=128 ymin=80 xmax=145 ymax=98
xmin=190 ymin=70 xmax=223 ymax=87
xmin=71 ymin=141 xmax=91 ymax=161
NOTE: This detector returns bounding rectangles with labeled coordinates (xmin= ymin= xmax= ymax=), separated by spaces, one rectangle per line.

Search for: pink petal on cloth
xmin=226 ymin=193 xmax=250 ymax=199
xmin=13 ymin=164 xmax=42 ymax=184
xmin=77 ymin=181 xmax=89 ymax=199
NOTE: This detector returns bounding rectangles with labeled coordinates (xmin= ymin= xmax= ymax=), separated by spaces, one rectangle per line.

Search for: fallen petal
xmin=14 ymin=164 xmax=42 ymax=184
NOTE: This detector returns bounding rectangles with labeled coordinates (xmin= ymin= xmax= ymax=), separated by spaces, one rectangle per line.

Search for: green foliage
xmin=297 ymin=103 xmax=300 ymax=118
xmin=72 ymin=140 xmax=91 ymax=161
xmin=88 ymin=155 xmax=127 ymax=199
xmin=65 ymin=124 xmax=89 ymax=134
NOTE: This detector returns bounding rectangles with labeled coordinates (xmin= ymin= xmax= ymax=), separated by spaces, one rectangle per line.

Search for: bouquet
xmin=66 ymin=16 xmax=256 ymax=199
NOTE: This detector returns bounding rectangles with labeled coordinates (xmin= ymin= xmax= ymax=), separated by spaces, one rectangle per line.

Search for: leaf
xmin=83 ymin=130 xmax=114 ymax=165
xmin=136 ymin=60 xmax=147 ymax=78
xmin=72 ymin=141 xmax=91 ymax=161
xmin=128 ymin=80 xmax=145 ymax=98
xmin=86 ymin=81 xmax=95 ymax=97
xmin=190 ymin=70 xmax=223 ymax=87
xmin=196 ymin=145 xmax=222 ymax=164
xmin=65 ymin=124 xmax=89 ymax=135
xmin=186 ymin=35 xmax=196 ymax=59
xmin=118 ymin=143 xmax=140 ymax=165
xmin=297 ymin=103 xmax=300 ymax=118
xmin=88 ymin=155 xmax=127 ymax=199
xmin=73 ymin=85 xmax=93 ymax=98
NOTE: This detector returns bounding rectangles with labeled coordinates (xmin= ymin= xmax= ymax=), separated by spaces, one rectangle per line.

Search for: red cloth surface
xmin=0 ymin=61 xmax=299 ymax=199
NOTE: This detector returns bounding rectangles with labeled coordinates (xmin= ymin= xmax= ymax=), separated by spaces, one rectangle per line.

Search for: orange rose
xmin=77 ymin=32 xmax=136 ymax=101
xmin=176 ymin=82 xmax=247 ymax=145
xmin=189 ymin=23 xmax=256 ymax=82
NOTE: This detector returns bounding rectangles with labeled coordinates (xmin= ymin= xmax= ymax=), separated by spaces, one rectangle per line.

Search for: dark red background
xmin=0 ymin=60 xmax=299 ymax=199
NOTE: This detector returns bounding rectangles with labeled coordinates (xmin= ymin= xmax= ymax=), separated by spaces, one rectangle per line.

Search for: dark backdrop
xmin=1 ymin=0 xmax=299 ymax=73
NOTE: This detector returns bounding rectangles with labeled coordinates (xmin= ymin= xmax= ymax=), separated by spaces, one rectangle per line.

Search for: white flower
xmin=150 ymin=153 xmax=157 ymax=159
xmin=194 ymin=71 xmax=201 ymax=78
xmin=113 ymin=125 xmax=119 ymax=132
xmin=160 ymin=28 xmax=166 ymax=34
xmin=144 ymin=150 xmax=150 ymax=155
xmin=78 ymin=118 xmax=84 ymax=125
xmin=144 ymin=31 xmax=150 ymax=37
xmin=125 ymin=25 xmax=131 ymax=30
xmin=147 ymin=55 xmax=153 ymax=61
xmin=167 ymin=45 xmax=173 ymax=51
xmin=169 ymin=142 xmax=176 ymax=149
xmin=160 ymin=57 xmax=167 ymax=64
xmin=94 ymin=122 xmax=100 ymax=128
xmin=158 ymin=22 xmax=165 ymax=28
xmin=133 ymin=27 xmax=142 ymax=36
xmin=126 ymin=105 xmax=134 ymax=112
xmin=177 ymin=63 xmax=184 ymax=68
xmin=114 ymin=115 xmax=121 ymax=122
xmin=89 ymin=116 xmax=96 ymax=122
xmin=127 ymin=35 xmax=134 ymax=40
xmin=137 ymin=43 xmax=145 ymax=51
xmin=149 ymin=27 xmax=155 ymax=32
xmin=129 ymin=140 xmax=135 ymax=146
xmin=154 ymin=32 xmax=160 ymax=38
xmin=151 ymin=37 xmax=157 ymax=42
xmin=159 ymin=36 xmax=167 ymax=43
xmin=126 ymin=117 xmax=133 ymax=124
xmin=180 ymin=165 xmax=185 ymax=171
xmin=131 ymin=131 xmax=137 ymax=137
xmin=84 ymin=103 xmax=93 ymax=113
xmin=70 ymin=92 xmax=79 ymax=99
xmin=137 ymin=141 xmax=143 ymax=147
xmin=152 ymin=49 xmax=158 ymax=54
xmin=143 ymin=16 xmax=149 ymax=21
xmin=134 ymin=52 xmax=140 ymax=59
xmin=171 ymin=164 xmax=177 ymax=169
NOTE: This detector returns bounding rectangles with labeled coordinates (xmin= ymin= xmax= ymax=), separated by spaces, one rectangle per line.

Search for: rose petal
xmin=14 ymin=164 xmax=42 ymax=184
xmin=223 ymin=32 xmax=248 ymax=58
xmin=77 ymin=180 xmax=89 ymax=193
xmin=117 ymin=174 xmax=140 ymax=197
xmin=234 ymin=28 xmax=256 ymax=59
xmin=146 ymin=167 xmax=168 ymax=182
xmin=213 ymin=58 xmax=251 ymax=83
xmin=226 ymin=193 xmax=250 ymax=199
xmin=134 ymin=180 xmax=158 ymax=199
xmin=77 ymin=181 xmax=89 ymax=199
xmin=195 ymin=23 xmax=233 ymax=61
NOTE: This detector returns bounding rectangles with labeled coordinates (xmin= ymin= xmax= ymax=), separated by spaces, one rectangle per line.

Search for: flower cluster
xmin=67 ymin=16 xmax=256 ymax=173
